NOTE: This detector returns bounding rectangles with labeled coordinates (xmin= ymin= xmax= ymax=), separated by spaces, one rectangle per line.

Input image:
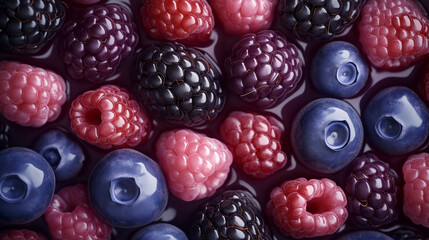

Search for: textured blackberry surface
xmin=61 ymin=4 xmax=137 ymax=82
xmin=278 ymin=0 xmax=366 ymax=40
xmin=344 ymin=154 xmax=399 ymax=227
xmin=0 ymin=0 xmax=65 ymax=53
xmin=135 ymin=42 xmax=225 ymax=127
xmin=189 ymin=190 xmax=272 ymax=240
xmin=226 ymin=30 xmax=302 ymax=108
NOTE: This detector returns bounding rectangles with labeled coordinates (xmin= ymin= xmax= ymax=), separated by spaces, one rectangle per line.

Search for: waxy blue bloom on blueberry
xmin=132 ymin=223 xmax=188 ymax=240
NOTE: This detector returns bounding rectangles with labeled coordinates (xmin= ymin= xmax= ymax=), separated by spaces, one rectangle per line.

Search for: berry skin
xmin=210 ymin=0 xmax=278 ymax=35
xmin=44 ymin=184 xmax=111 ymax=240
xmin=226 ymin=30 xmax=303 ymax=108
xmin=219 ymin=111 xmax=287 ymax=178
xmin=0 ymin=229 xmax=47 ymax=240
xmin=140 ymin=0 xmax=214 ymax=44
xmin=156 ymin=129 xmax=233 ymax=201
xmin=61 ymin=4 xmax=138 ymax=82
xmin=131 ymin=223 xmax=188 ymax=240
xmin=403 ymin=153 xmax=429 ymax=228
xmin=266 ymin=178 xmax=348 ymax=239
xmin=0 ymin=0 xmax=66 ymax=53
xmin=189 ymin=190 xmax=272 ymax=240
xmin=69 ymin=85 xmax=151 ymax=149
xmin=359 ymin=0 xmax=429 ymax=70
xmin=135 ymin=42 xmax=225 ymax=127
xmin=0 ymin=61 xmax=67 ymax=127
xmin=337 ymin=231 xmax=393 ymax=240
xmin=344 ymin=153 xmax=399 ymax=227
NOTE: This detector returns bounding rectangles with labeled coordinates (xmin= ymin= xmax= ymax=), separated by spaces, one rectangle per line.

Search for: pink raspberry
xmin=219 ymin=111 xmax=287 ymax=178
xmin=210 ymin=0 xmax=278 ymax=35
xmin=403 ymin=153 xmax=429 ymax=227
xmin=156 ymin=129 xmax=233 ymax=201
xmin=44 ymin=184 xmax=111 ymax=240
xmin=0 ymin=61 xmax=66 ymax=127
xmin=69 ymin=85 xmax=151 ymax=149
xmin=0 ymin=229 xmax=47 ymax=240
xmin=267 ymin=178 xmax=348 ymax=239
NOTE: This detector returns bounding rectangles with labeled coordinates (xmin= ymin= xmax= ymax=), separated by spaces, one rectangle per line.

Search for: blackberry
xmin=225 ymin=30 xmax=302 ymax=108
xmin=0 ymin=0 xmax=66 ymax=53
xmin=135 ymin=42 xmax=225 ymax=127
xmin=61 ymin=4 xmax=137 ymax=82
xmin=189 ymin=190 xmax=272 ymax=240
xmin=344 ymin=153 xmax=399 ymax=227
xmin=278 ymin=0 xmax=366 ymax=40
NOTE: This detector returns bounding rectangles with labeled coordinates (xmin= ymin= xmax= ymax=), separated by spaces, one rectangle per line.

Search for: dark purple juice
xmin=1 ymin=0 xmax=429 ymax=239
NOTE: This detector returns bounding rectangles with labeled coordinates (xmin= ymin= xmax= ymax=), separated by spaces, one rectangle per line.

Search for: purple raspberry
xmin=61 ymin=4 xmax=138 ymax=82
xmin=225 ymin=30 xmax=303 ymax=108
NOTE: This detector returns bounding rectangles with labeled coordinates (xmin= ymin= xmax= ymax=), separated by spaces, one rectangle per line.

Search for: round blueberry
xmin=131 ymin=223 xmax=188 ymax=240
xmin=0 ymin=147 xmax=55 ymax=224
xmin=363 ymin=86 xmax=429 ymax=155
xmin=33 ymin=129 xmax=85 ymax=181
xmin=311 ymin=41 xmax=369 ymax=98
xmin=337 ymin=231 xmax=393 ymax=240
xmin=291 ymin=98 xmax=364 ymax=174
xmin=88 ymin=148 xmax=168 ymax=228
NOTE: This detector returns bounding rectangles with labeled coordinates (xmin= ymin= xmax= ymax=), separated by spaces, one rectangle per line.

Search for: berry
xmin=140 ymin=0 xmax=214 ymax=44
xmin=278 ymin=0 xmax=365 ymax=40
xmin=337 ymin=231 xmax=393 ymax=240
xmin=69 ymin=85 xmax=151 ymax=149
xmin=189 ymin=190 xmax=272 ymax=240
xmin=344 ymin=153 xmax=399 ymax=227
xmin=389 ymin=226 xmax=426 ymax=240
xmin=403 ymin=153 xmax=429 ymax=227
xmin=44 ymin=184 xmax=111 ymax=240
xmin=156 ymin=129 xmax=233 ymax=201
xmin=61 ymin=4 xmax=138 ymax=82
xmin=359 ymin=0 xmax=429 ymax=70
xmin=419 ymin=61 xmax=429 ymax=103
xmin=69 ymin=0 xmax=101 ymax=5
xmin=266 ymin=178 xmax=348 ymax=238
xmin=132 ymin=223 xmax=188 ymax=240
xmin=135 ymin=42 xmax=225 ymax=127
xmin=226 ymin=30 xmax=302 ymax=108
xmin=0 ymin=0 xmax=66 ymax=53
xmin=219 ymin=111 xmax=287 ymax=178
xmin=0 ymin=229 xmax=47 ymax=240
xmin=0 ymin=61 xmax=67 ymax=127
xmin=0 ymin=118 xmax=9 ymax=150
xmin=210 ymin=0 xmax=278 ymax=35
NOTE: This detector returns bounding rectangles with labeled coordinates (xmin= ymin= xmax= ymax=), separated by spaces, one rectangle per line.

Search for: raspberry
xmin=140 ymin=0 xmax=214 ymax=44
xmin=344 ymin=153 xmax=399 ymax=227
xmin=266 ymin=178 xmax=348 ymax=239
xmin=403 ymin=153 xmax=429 ymax=228
xmin=69 ymin=85 xmax=151 ymax=149
xmin=0 ymin=229 xmax=47 ymax=240
xmin=61 ymin=4 xmax=138 ymax=82
xmin=358 ymin=0 xmax=429 ymax=70
xmin=210 ymin=0 xmax=278 ymax=35
xmin=0 ymin=61 xmax=67 ymax=127
xmin=155 ymin=129 xmax=233 ymax=201
xmin=219 ymin=111 xmax=287 ymax=178
xmin=225 ymin=30 xmax=302 ymax=108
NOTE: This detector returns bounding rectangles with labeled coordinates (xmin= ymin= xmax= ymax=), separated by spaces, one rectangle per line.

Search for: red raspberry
xmin=358 ymin=0 xmax=429 ymax=70
xmin=210 ymin=0 xmax=278 ymax=35
xmin=403 ymin=153 xmax=429 ymax=228
xmin=0 ymin=61 xmax=66 ymax=127
xmin=140 ymin=0 xmax=214 ymax=44
xmin=0 ymin=229 xmax=47 ymax=240
xmin=267 ymin=178 xmax=348 ymax=239
xmin=44 ymin=184 xmax=111 ymax=240
xmin=219 ymin=111 xmax=287 ymax=178
xmin=69 ymin=85 xmax=151 ymax=149
xmin=156 ymin=129 xmax=233 ymax=201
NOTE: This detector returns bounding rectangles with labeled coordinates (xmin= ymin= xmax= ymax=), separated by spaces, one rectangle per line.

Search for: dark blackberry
xmin=225 ymin=30 xmax=302 ymax=108
xmin=189 ymin=190 xmax=272 ymax=240
xmin=61 ymin=4 xmax=137 ymax=82
xmin=344 ymin=153 xmax=399 ymax=227
xmin=278 ymin=0 xmax=366 ymax=40
xmin=0 ymin=0 xmax=66 ymax=53
xmin=135 ymin=42 xmax=225 ymax=127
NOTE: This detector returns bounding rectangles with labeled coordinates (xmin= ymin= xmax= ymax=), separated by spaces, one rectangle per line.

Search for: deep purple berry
xmin=0 ymin=117 xmax=9 ymax=150
xmin=225 ymin=30 xmax=302 ymax=108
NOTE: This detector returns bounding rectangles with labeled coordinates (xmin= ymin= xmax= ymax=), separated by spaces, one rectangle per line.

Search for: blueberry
xmin=88 ymin=149 xmax=168 ymax=228
xmin=33 ymin=129 xmax=85 ymax=181
xmin=337 ymin=231 xmax=393 ymax=240
xmin=363 ymin=86 xmax=429 ymax=155
xmin=0 ymin=147 xmax=55 ymax=224
xmin=311 ymin=41 xmax=369 ymax=98
xmin=291 ymin=98 xmax=364 ymax=174
xmin=131 ymin=223 xmax=188 ymax=240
